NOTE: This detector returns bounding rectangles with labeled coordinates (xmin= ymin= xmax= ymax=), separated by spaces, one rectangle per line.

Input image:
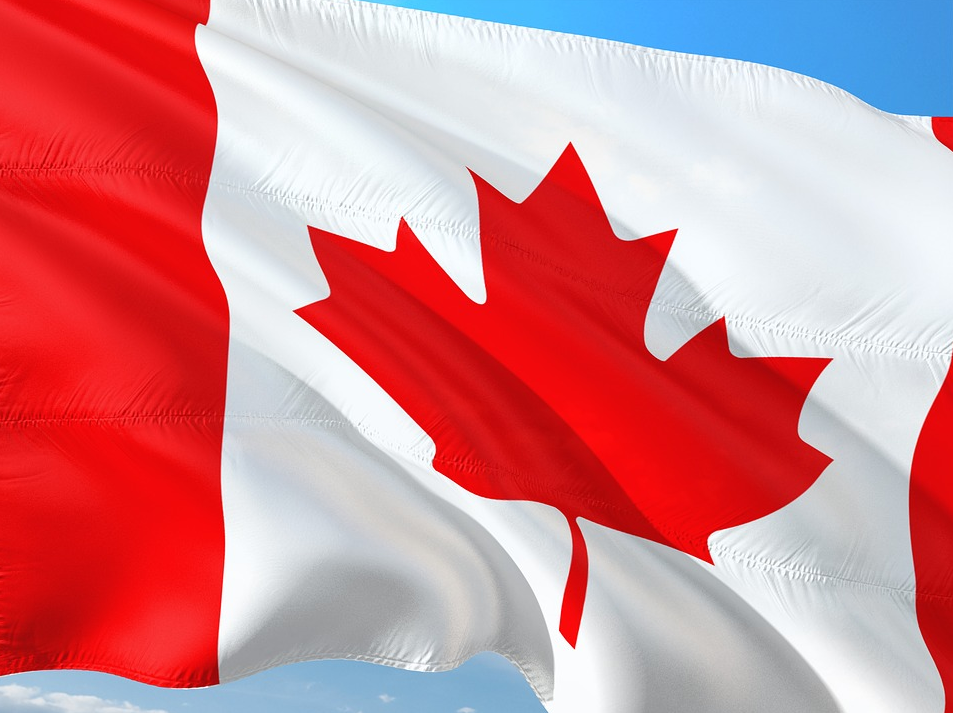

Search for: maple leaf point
xmin=296 ymin=143 xmax=831 ymax=648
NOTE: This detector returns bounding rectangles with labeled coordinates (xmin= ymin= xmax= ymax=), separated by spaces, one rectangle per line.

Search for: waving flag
xmin=2 ymin=1 xmax=953 ymax=712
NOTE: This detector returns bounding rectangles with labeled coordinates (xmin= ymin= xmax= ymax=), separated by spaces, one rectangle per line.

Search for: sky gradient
xmin=2 ymin=2 xmax=950 ymax=712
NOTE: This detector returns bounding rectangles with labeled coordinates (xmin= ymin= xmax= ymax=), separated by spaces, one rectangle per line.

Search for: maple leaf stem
xmin=559 ymin=515 xmax=589 ymax=648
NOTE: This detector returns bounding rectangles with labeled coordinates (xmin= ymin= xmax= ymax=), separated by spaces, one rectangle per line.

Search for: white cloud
xmin=378 ymin=694 xmax=395 ymax=704
xmin=457 ymin=708 xmax=477 ymax=713
xmin=0 ymin=684 xmax=168 ymax=713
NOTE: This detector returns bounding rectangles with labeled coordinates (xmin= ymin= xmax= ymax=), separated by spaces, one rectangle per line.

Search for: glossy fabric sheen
xmin=197 ymin=2 xmax=953 ymax=711
xmin=3 ymin=1 xmax=953 ymax=710
xmin=0 ymin=0 xmax=228 ymax=685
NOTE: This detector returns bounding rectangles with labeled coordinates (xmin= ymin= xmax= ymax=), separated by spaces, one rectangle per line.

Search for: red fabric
xmin=0 ymin=0 xmax=227 ymax=685
xmin=911 ymin=357 xmax=953 ymax=709
xmin=933 ymin=117 xmax=953 ymax=152
xmin=910 ymin=117 xmax=953 ymax=707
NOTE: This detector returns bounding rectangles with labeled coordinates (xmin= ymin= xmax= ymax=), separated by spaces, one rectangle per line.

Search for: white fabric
xmin=195 ymin=1 xmax=953 ymax=710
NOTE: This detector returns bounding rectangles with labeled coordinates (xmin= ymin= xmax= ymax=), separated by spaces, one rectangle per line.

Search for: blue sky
xmin=2 ymin=2 xmax=950 ymax=713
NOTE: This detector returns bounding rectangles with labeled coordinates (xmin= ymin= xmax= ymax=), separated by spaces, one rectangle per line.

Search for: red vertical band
xmin=912 ymin=118 xmax=953 ymax=706
xmin=912 ymin=353 xmax=953 ymax=709
xmin=933 ymin=117 xmax=953 ymax=152
xmin=0 ymin=0 xmax=227 ymax=686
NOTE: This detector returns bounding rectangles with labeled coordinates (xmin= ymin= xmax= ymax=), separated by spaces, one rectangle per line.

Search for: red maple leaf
xmin=296 ymin=145 xmax=831 ymax=647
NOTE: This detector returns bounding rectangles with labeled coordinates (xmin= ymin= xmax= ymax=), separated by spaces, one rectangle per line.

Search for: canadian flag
xmin=2 ymin=2 xmax=953 ymax=712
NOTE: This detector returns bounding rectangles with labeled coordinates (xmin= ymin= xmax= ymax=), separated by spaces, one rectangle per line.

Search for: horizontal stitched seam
xmin=486 ymin=235 xmax=950 ymax=360
xmin=649 ymin=301 xmax=949 ymax=360
xmin=213 ymin=178 xmax=482 ymax=238
xmin=0 ymin=164 xmax=206 ymax=182
xmin=708 ymin=542 xmax=919 ymax=599
xmin=1 ymin=165 xmax=947 ymax=359
xmin=214 ymin=181 xmax=951 ymax=361
xmin=4 ymin=411 xmax=940 ymax=599
xmin=222 ymin=649 xmax=550 ymax=700
xmin=0 ymin=412 xmax=226 ymax=427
